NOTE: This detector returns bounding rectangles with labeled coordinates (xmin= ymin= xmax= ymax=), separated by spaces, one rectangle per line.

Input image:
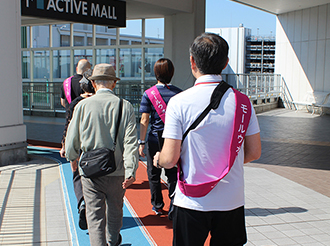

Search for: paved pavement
xmin=0 ymin=108 xmax=329 ymax=245
xmin=0 ymin=154 xmax=70 ymax=246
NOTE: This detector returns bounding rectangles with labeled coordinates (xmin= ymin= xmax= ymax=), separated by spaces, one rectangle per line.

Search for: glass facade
xmin=119 ymin=48 xmax=142 ymax=78
xmin=96 ymin=49 xmax=116 ymax=66
xmin=22 ymin=51 xmax=30 ymax=79
xmin=53 ymin=50 xmax=70 ymax=79
xmin=21 ymin=18 xmax=164 ymax=83
xmin=74 ymin=49 xmax=93 ymax=67
xmin=52 ymin=24 xmax=70 ymax=47
xmin=33 ymin=50 xmax=50 ymax=80
xmin=21 ymin=26 xmax=30 ymax=48
xmin=146 ymin=18 xmax=164 ymax=43
xmin=32 ymin=25 xmax=49 ymax=48
xmin=145 ymin=48 xmax=164 ymax=78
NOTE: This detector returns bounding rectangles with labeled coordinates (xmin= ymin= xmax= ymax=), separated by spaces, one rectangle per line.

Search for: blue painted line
xmin=61 ymin=161 xmax=91 ymax=246
xmin=27 ymin=146 xmax=154 ymax=246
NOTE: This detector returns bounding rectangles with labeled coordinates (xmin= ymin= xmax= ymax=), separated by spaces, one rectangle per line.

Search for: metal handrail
xmin=23 ymin=80 xmax=156 ymax=120
xmin=23 ymin=73 xmax=282 ymax=119
xmin=279 ymin=77 xmax=295 ymax=110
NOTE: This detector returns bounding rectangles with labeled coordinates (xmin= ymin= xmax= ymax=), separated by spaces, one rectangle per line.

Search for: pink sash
xmin=177 ymin=89 xmax=252 ymax=197
xmin=146 ymin=86 xmax=167 ymax=123
xmin=63 ymin=76 xmax=73 ymax=104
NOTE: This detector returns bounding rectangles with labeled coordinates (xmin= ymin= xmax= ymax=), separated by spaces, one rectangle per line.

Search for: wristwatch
xmin=138 ymin=139 xmax=146 ymax=145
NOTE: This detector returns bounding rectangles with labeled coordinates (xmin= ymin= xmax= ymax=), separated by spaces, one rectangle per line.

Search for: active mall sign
xmin=21 ymin=0 xmax=126 ymax=27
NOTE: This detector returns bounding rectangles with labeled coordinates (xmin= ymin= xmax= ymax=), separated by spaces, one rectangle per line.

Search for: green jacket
xmin=65 ymin=89 xmax=139 ymax=179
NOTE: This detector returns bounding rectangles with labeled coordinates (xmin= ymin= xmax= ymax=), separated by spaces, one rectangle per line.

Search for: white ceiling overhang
xmin=231 ymin=0 xmax=330 ymax=15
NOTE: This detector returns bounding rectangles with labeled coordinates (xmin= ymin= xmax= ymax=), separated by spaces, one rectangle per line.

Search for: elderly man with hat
xmin=65 ymin=63 xmax=139 ymax=246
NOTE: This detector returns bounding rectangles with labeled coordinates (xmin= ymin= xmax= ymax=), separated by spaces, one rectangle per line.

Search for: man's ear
xmin=111 ymin=81 xmax=117 ymax=90
xmin=190 ymin=56 xmax=196 ymax=71
xmin=91 ymin=80 xmax=96 ymax=89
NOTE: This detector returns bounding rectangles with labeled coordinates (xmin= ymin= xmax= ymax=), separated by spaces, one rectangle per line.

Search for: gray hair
xmin=93 ymin=79 xmax=115 ymax=87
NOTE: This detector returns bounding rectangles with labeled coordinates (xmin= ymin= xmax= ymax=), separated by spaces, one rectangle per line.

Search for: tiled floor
xmin=244 ymin=167 xmax=330 ymax=246
xmin=244 ymin=109 xmax=330 ymax=246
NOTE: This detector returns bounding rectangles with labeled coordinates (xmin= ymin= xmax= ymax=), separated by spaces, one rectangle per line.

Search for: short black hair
xmin=189 ymin=33 xmax=229 ymax=75
xmin=80 ymin=79 xmax=95 ymax=93
xmin=79 ymin=69 xmax=95 ymax=93
xmin=154 ymin=58 xmax=174 ymax=84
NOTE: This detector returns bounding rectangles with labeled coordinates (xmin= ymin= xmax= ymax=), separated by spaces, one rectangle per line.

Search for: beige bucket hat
xmin=89 ymin=63 xmax=120 ymax=81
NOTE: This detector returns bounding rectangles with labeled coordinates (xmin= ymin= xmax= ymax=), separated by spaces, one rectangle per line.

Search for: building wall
xmin=206 ymin=27 xmax=250 ymax=75
xmin=0 ymin=1 xmax=27 ymax=164
xmin=246 ymin=36 xmax=276 ymax=73
xmin=275 ymin=3 xmax=330 ymax=103
xmin=165 ymin=0 xmax=206 ymax=90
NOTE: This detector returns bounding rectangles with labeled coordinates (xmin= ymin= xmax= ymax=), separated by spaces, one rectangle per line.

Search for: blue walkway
xmin=27 ymin=146 xmax=154 ymax=246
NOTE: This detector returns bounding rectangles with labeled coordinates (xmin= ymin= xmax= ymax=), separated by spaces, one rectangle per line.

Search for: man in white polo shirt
xmin=153 ymin=33 xmax=261 ymax=246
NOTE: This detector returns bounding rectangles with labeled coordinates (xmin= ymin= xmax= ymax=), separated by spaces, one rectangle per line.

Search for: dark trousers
xmin=172 ymin=206 xmax=247 ymax=246
xmin=73 ymin=169 xmax=84 ymax=208
xmin=146 ymin=141 xmax=177 ymax=209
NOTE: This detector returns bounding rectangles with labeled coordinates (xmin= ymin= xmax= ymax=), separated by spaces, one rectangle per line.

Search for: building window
xmin=146 ymin=18 xmax=164 ymax=44
xmin=119 ymin=48 xmax=142 ymax=78
xmin=21 ymin=19 xmax=165 ymax=83
xmin=21 ymin=26 xmax=30 ymax=48
xmin=33 ymin=50 xmax=50 ymax=80
xmin=22 ymin=51 xmax=30 ymax=79
xmin=96 ymin=38 xmax=108 ymax=46
xmin=32 ymin=25 xmax=50 ymax=48
xmin=53 ymin=50 xmax=70 ymax=80
xmin=60 ymin=35 xmax=70 ymax=47
xmin=74 ymin=49 xmax=93 ymax=67
xmin=87 ymin=37 xmax=93 ymax=46
xmin=131 ymin=40 xmax=142 ymax=45
xmin=145 ymin=48 xmax=164 ymax=78
xmin=120 ymin=40 xmax=129 ymax=45
xmin=96 ymin=49 xmax=116 ymax=66
xmin=74 ymin=36 xmax=85 ymax=46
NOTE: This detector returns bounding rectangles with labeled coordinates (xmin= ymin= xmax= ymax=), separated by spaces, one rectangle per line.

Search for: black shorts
xmin=172 ymin=205 xmax=247 ymax=246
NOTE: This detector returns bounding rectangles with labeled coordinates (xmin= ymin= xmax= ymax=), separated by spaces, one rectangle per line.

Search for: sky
xmin=120 ymin=0 xmax=276 ymax=39
xmin=206 ymin=0 xmax=276 ymax=37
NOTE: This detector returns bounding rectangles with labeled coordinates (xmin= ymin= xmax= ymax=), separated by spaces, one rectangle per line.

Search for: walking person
xmin=60 ymin=59 xmax=91 ymax=109
xmin=60 ymin=68 xmax=95 ymax=230
xmin=59 ymin=59 xmax=92 ymax=231
xmin=65 ymin=63 xmax=139 ymax=246
xmin=139 ymin=58 xmax=182 ymax=218
xmin=153 ymin=33 xmax=261 ymax=245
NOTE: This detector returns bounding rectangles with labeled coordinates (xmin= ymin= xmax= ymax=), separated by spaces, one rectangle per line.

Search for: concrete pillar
xmin=164 ymin=0 xmax=205 ymax=90
xmin=0 ymin=1 xmax=27 ymax=165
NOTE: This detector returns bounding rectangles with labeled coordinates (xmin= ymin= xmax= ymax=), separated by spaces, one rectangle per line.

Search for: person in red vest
xmin=153 ymin=33 xmax=261 ymax=246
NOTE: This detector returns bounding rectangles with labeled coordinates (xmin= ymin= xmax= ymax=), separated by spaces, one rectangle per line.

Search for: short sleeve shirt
xmin=163 ymin=75 xmax=260 ymax=211
xmin=139 ymin=84 xmax=182 ymax=142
